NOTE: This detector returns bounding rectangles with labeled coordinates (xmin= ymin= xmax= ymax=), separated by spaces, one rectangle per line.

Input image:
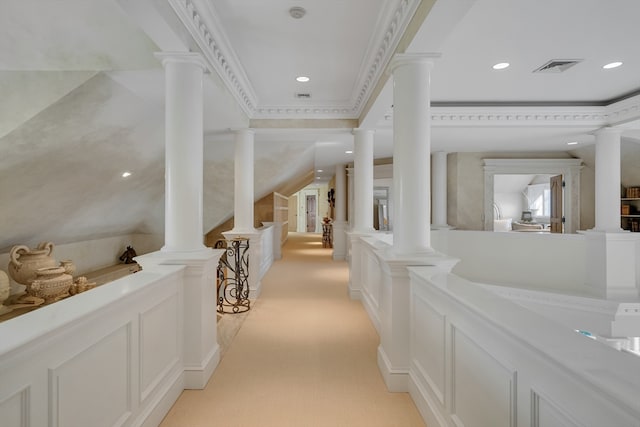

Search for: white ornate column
xmin=347 ymin=167 xmax=354 ymax=230
xmin=583 ymin=127 xmax=639 ymax=300
xmin=348 ymin=129 xmax=375 ymax=299
xmin=157 ymin=52 xmax=208 ymax=253
xmin=391 ymin=54 xmax=439 ymax=255
xmin=224 ymin=129 xmax=264 ymax=298
xmin=432 ymin=151 xmax=450 ymax=229
xmin=143 ymin=52 xmax=223 ymax=389
xmin=333 ymin=163 xmax=348 ymax=260
xmin=374 ymin=53 xmax=459 ymax=392
xmin=594 ymin=127 xmax=623 ymax=232
xmin=232 ymin=129 xmax=256 ymax=233
xmin=353 ymin=128 xmax=375 ymax=233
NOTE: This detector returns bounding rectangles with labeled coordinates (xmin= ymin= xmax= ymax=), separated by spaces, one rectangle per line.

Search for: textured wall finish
xmin=0 ymin=73 xmax=165 ymax=251
xmin=203 ymin=137 xmax=315 ymax=234
xmin=0 ymin=71 xmax=96 ymax=139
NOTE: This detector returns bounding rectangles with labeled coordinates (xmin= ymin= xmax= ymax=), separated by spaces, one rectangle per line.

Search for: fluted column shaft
xmin=157 ymin=52 xmax=207 ymax=252
xmin=232 ymin=129 xmax=256 ymax=233
xmin=390 ymin=54 xmax=439 ymax=254
xmin=333 ymin=164 xmax=348 ymax=260
xmin=335 ymin=164 xmax=347 ymax=222
xmin=594 ymin=128 xmax=623 ymax=232
xmin=353 ymin=129 xmax=375 ymax=233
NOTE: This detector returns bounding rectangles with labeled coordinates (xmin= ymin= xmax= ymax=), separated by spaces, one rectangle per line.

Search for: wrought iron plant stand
xmin=215 ymin=238 xmax=250 ymax=314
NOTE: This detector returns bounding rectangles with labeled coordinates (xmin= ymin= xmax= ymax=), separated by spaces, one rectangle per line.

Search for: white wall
xmin=431 ymin=229 xmax=588 ymax=295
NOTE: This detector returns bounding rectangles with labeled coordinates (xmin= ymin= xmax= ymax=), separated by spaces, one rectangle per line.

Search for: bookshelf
xmin=621 ymin=186 xmax=640 ymax=232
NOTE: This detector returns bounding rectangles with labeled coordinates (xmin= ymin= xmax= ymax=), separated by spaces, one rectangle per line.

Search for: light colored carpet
xmin=160 ymin=232 xmax=425 ymax=427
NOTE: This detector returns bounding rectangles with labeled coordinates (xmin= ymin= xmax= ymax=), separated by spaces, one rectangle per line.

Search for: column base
xmin=332 ymin=221 xmax=348 ymax=260
xmin=160 ymin=245 xmax=210 ymax=254
xmin=135 ymin=248 xmax=224 ymax=391
xmin=376 ymin=250 xmax=459 ymax=392
xmin=347 ymin=231 xmax=376 ymax=299
xmin=430 ymin=224 xmax=453 ymax=230
xmin=581 ymin=230 xmax=640 ymax=300
xmin=378 ymin=345 xmax=409 ymax=392
xmin=184 ymin=343 xmax=221 ymax=389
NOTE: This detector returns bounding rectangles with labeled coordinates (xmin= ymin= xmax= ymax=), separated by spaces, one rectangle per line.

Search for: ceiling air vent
xmin=533 ymin=59 xmax=582 ymax=73
xmin=295 ymin=92 xmax=312 ymax=99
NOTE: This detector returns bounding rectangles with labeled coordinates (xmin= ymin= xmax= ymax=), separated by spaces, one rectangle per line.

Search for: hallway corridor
xmin=159 ymin=232 xmax=425 ymax=427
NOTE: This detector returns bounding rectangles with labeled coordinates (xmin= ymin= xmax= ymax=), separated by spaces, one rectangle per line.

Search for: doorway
xmin=297 ymin=188 xmax=320 ymax=233
xmin=306 ymin=195 xmax=317 ymax=232
xmin=483 ymin=159 xmax=582 ymax=233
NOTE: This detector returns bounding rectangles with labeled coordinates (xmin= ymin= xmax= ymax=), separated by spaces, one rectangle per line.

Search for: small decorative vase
xmin=0 ymin=270 xmax=11 ymax=315
xmin=29 ymin=266 xmax=72 ymax=304
xmin=69 ymin=277 xmax=96 ymax=296
xmin=8 ymin=242 xmax=57 ymax=286
xmin=59 ymin=260 xmax=76 ymax=276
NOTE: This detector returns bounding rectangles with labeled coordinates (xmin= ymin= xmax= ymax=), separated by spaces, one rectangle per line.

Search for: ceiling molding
xmin=250 ymin=119 xmax=359 ymax=130
xmin=605 ymin=94 xmax=640 ymax=127
xmin=377 ymin=102 xmax=640 ymax=129
xmin=168 ymin=0 xmax=421 ymax=120
xmin=168 ymin=0 xmax=257 ymax=117
xmin=253 ymin=105 xmax=355 ymax=120
xmin=350 ymin=0 xmax=422 ymax=117
xmin=429 ymin=106 xmax=607 ymax=127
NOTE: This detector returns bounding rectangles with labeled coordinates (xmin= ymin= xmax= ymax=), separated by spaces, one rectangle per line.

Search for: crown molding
xmin=350 ymin=0 xmax=422 ymax=117
xmin=252 ymin=105 xmax=355 ymax=120
xmin=378 ymin=105 xmax=613 ymax=128
xmin=168 ymin=0 xmax=257 ymax=117
xmin=604 ymin=93 xmax=640 ymax=126
xmin=168 ymin=0 xmax=421 ymax=120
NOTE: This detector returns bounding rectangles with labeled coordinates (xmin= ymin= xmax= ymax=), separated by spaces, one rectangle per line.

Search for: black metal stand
xmin=215 ymin=238 xmax=250 ymax=314
xmin=322 ymin=222 xmax=333 ymax=248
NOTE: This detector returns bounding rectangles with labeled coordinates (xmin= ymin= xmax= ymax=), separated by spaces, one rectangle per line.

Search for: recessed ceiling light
xmin=289 ymin=6 xmax=306 ymax=19
xmin=567 ymin=141 xmax=579 ymax=146
xmin=603 ymin=61 xmax=622 ymax=69
xmin=122 ymin=171 xmax=132 ymax=178
xmin=345 ymin=150 xmax=353 ymax=154
xmin=492 ymin=62 xmax=510 ymax=70
xmin=296 ymin=76 xmax=310 ymax=82
xmin=317 ymin=169 xmax=323 ymax=172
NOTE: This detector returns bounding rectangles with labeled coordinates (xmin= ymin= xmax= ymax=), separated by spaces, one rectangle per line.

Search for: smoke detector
xmin=533 ymin=59 xmax=582 ymax=73
xmin=289 ymin=7 xmax=306 ymax=19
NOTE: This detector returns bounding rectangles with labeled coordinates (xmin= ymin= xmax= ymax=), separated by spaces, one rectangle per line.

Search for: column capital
xmin=595 ymin=126 xmax=623 ymax=138
xmin=232 ymin=128 xmax=255 ymax=136
xmin=155 ymin=51 xmax=209 ymax=71
xmin=352 ymin=128 xmax=375 ymax=136
xmin=389 ymin=53 xmax=441 ymax=73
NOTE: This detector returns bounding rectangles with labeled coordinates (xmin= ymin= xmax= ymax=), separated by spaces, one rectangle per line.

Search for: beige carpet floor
xmin=159 ymin=232 xmax=425 ymax=427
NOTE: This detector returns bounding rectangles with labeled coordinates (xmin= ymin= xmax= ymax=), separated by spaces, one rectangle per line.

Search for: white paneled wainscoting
xmin=349 ymin=231 xmax=640 ymax=427
xmin=408 ymin=267 xmax=640 ymax=427
xmin=0 ymin=248 xmax=224 ymax=427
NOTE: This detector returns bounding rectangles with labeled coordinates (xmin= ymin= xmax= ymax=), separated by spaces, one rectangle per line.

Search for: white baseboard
xmin=408 ymin=371 xmax=448 ymax=427
xmin=361 ymin=294 xmax=380 ymax=334
xmin=377 ymin=346 xmax=408 ymax=392
xmin=184 ymin=344 xmax=220 ymax=389
xmin=249 ymin=281 xmax=262 ymax=299
xmin=137 ymin=368 xmax=184 ymax=427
